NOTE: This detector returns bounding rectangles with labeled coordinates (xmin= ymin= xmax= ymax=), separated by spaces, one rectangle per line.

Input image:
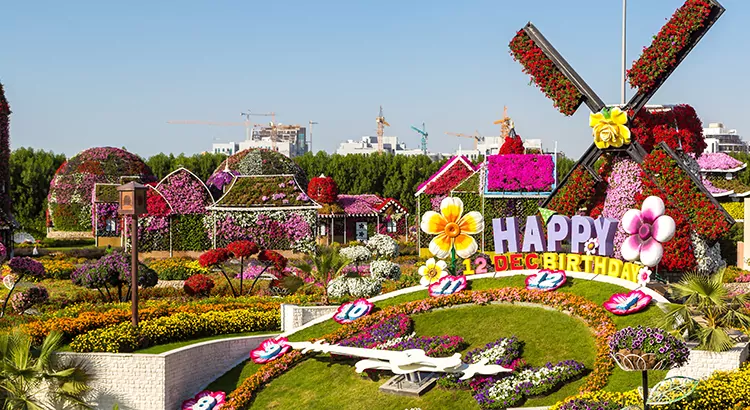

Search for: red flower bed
xmin=198 ymin=248 xmax=231 ymax=268
xmin=184 ymin=274 xmax=215 ymax=297
xmin=423 ymin=163 xmax=475 ymax=195
xmin=307 ymin=176 xmax=338 ymax=204
xmin=629 ymin=104 xmax=705 ymax=154
xmin=227 ymin=240 xmax=260 ymax=258
xmin=259 ymin=250 xmax=288 ymax=271
xmin=499 ymin=135 xmax=524 ymax=154
xmin=547 ymin=167 xmax=597 ymax=216
xmin=627 ymin=0 xmax=713 ymax=93
xmin=509 ymin=30 xmax=583 ymax=116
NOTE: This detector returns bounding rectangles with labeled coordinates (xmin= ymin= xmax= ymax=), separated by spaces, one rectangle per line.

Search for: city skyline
xmin=2 ymin=0 xmax=749 ymax=159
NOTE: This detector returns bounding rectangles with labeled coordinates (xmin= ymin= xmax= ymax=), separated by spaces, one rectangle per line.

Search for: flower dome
xmin=207 ymin=148 xmax=308 ymax=193
xmin=47 ymin=147 xmax=155 ymax=232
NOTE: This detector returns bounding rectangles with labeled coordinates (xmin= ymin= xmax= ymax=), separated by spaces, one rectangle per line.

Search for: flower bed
xmin=509 ymin=30 xmax=583 ymax=116
xmin=696 ymin=152 xmax=745 ymax=171
xmin=223 ymin=287 xmax=617 ymax=409
xmin=487 ymin=154 xmax=554 ymax=192
xmin=627 ymin=0 xmax=715 ymax=93
xmin=547 ymin=167 xmax=597 ymax=216
xmin=69 ymin=308 xmax=279 ymax=352
xmin=148 ymin=257 xmax=208 ymax=280
xmin=379 ymin=334 xmax=467 ymax=357
xmin=206 ymin=210 xmax=315 ymax=253
xmin=157 ymin=168 xmax=213 ymax=215
xmin=707 ymin=177 xmax=750 ymax=195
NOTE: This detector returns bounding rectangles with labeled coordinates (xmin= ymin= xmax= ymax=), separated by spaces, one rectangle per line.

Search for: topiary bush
xmin=184 ymin=274 xmax=215 ymax=297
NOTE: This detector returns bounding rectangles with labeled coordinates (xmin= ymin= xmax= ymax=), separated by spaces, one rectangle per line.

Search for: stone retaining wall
xmin=666 ymin=341 xmax=749 ymax=380
xmin=56 ymin=333 xmax=277 ymax=410
xmin=281 ymin=304 xmax=338 ymax=332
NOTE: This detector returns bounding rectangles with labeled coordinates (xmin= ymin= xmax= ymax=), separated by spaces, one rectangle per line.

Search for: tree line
xmin=9 ymin=147 xmax=577 ymax=238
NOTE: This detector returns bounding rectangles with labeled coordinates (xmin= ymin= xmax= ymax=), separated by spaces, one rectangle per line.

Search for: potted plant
xmin=609 ymin=326 xmax=690 ymax=371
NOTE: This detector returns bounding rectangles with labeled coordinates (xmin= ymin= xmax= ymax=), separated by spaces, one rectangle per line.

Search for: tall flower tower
xmin=0 ymin=82 xmax=13 ymax=257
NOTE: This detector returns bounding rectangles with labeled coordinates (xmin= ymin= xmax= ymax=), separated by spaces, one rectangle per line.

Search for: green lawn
xmin=207 ymin=275 xmax=667 ymax=408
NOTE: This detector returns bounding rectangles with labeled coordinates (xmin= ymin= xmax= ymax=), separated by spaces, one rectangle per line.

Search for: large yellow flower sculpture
xmin=589 ymin=107 xmax=631 ymax=149
xmin=420 ymin=197 xmax=484 ymax=259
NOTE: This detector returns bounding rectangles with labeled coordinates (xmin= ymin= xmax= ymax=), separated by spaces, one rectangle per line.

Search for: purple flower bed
xmin=558 ymin=398 xmax=620 ymax=410
xmin=487 ymin=154 xmax=554 ymax=192
xmin=380 ymin=335 xmax=467 ymax=357
xmin=609 ymin=326 xmax=690 ymax=368
xmin=206 ymin=169 xmax=239 ymax=192
xmin=464 ymin=336 xmax=523 ymax=366
xmin=338 ymin=314 xmax=413 ymax=348
xmin=158 ymin=169 xmax=213 ymax=215
xmin=8 ymin=257 xmax=46 ymax=278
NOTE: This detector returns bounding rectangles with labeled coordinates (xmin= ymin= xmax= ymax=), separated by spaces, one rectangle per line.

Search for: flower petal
xmin=429 ymin=233 xmax=452 ymax=259
xmin=621 ymin=234 xmax=642 ymax=262
xmin=652 ymin=215 xmax=676 ymax=243
xmin=621 ymin=209 xmax=643 ymax=235
xmin=640 ymin=238 xmax=663 ymax=267
xmin=418 ymin=265 xmax=427 ymax=276
xmin=436 ymin=260 xmax=448 ymax=270
xmin=425 ymin=258 xmax=436 ymax=268
xmin=420 ymin=277 xmax=430 ymax=287
xmin=589 ymin=112 xmax=604 ymax=128
xmin=440 ymin=197 xmax=464 ymax=223
xmin=458 ymin=211 xmax=484 ymax=234
xmin=618 ymin=124 xmax=631 ymax=144
xmin=641 ymin=196 xmax=665 ymax=224
xmin=453 ymin=234 xmax=478 ymax=259
xmin=421 ymin=211 xmax=447 ymax=235
xmin=610 ymin=107 xmax=628 ymax=125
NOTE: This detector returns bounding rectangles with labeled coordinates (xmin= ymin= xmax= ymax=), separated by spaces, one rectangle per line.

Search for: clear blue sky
xmin=2 ymin=0 xmax=748 ymax=159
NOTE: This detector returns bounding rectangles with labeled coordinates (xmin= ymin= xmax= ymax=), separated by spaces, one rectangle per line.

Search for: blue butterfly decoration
xmin=525 ymin=270 xmax=567 ymax=291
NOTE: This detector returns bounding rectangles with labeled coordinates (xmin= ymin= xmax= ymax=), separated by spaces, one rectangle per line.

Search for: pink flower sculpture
xmin=334 ymin=298 xmax=374 ymax=324
xmin=181 ymin=390 xmax=226 ymax=410
xmin=429 ymin=275 xmax=468 ymax=297
xmin=603 ymin=289 xmax=652 ymax=316
xmin=525 ymin=269 xmax=567 ymax=291
xmin=620 ymin=196 xmax=676 ymax=267
xmin=637 ymin=266 xmax=652 ymax=286
xmin=250 ymin=337 xmax=291 ymax=364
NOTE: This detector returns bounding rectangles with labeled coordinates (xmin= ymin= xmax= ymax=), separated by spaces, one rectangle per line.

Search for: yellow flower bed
xmin=69 ymin=309 xmax=279 ymax=353
xmin=40 ymin=259 xmax=77 ymax=279
xmin=148 ymin=257 xmax=208 ymax=280
xmin=723 ymin=202 xmax=744 ymax=221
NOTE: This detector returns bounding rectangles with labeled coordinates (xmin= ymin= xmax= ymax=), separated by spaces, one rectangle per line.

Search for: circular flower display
xmin=620 ymin=196 xmax=676 ymax=267
xmin=181 ymin=390 xmax=226 ymax=410
xmin=250 ymin=337 xmax=291 ymax=364
xmin=334 ymin=298 xmax=374 ymax=324
xmin=584 ymin=237 xmax=599 ymax=255
xmin=418 ymin=258 xmax=448 ymax=287
xmin=590 ymin=107 xmax=631 ymax=149
xmin=420 ymin=197 xmax=484 ymax=259
xmin=603 ymin=289 xmax=652 ymax=316
xmin=525 ymin=269 xmax=567 ymax=291
xmin=428 ymin=275 xmax=468 ymax=297
xmin=637 ymin=266 xmax=652 ymax=286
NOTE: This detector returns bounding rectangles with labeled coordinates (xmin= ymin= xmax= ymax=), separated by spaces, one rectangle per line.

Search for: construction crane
xmin=242 ymin=111 xmax=278 ymax=149
xmin=493 ymin=105 xmax=516 ymax=144
xmin=167 ymin=119 xmax=262 ymax=141
xmin=375 ymin=106 xmax=390 ymax=153
xmin=410 ymin=123 xmax=428 ymax=155
xmin=446 ymin=131 xmax=482 ymax=151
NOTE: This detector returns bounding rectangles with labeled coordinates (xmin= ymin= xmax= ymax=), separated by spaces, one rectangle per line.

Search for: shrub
xmin=184 ymin=274 xmax=215 ymax=297
xmin=370 ymin=260 xmax=401 ymax=281
xmin=367 ymin=234 xmax=399 ymax=259
xmin=69 ymin=309 xmax=279 ymax=352
xmin=10 ymin=286 xmax=49 ymax=314
xmin=148 ymin=257 xmax=208 ymax=280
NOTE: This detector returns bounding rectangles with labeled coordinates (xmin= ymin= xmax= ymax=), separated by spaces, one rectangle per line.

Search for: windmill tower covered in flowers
xmin=509 ymin=0 xmax=731 ymax=278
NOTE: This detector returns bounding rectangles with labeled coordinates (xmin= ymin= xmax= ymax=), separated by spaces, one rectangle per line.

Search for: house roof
xmin=208 ymin=175 xmax=320 ymax=211
xmin=415 ymin=155 xmax=479 ymax=196
xmin=319 ymin=194 xmax=408 ymax=218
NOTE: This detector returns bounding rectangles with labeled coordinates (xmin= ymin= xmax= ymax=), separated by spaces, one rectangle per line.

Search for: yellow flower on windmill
xmin=420 ymin=197 xmax=484 ymax=259
xmin=589 ymin=107 xmax=631 ymax=149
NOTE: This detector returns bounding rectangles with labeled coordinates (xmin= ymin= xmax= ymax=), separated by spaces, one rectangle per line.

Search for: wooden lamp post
xmin=117 ymin=182 xmax=147 ymax=326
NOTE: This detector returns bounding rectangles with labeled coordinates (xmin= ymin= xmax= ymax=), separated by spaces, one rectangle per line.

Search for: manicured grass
xmin=209 ymin=274 xmax=668 ymax=408
xmin=133 ymin=330 xmax=278 ymax=354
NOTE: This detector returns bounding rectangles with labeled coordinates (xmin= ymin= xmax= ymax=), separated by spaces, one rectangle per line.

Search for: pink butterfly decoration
xmin=603 ymin=289 xmax=652 ymax=315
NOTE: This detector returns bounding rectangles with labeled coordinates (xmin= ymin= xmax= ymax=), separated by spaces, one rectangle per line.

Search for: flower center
xmin=638 ymin=223 xmax=652 ymax=240
xmin=426 ymin=267 xmax=439 ymax=280
xmin=444 ymin=222 xmax=461 ymax=238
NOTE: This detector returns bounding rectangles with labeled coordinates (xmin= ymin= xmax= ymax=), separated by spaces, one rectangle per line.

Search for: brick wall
xmin=667 ymin=341 xmax=749 ymax=380
xmin=56 ymin=333 xmax=277 ymax=410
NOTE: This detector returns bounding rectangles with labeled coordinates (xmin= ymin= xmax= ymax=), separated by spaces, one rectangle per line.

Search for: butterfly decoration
xmin=525 ymin=269 xmax=567 ymax=291
xmin=429 ymin=275 xmax=468 ymax=297
xmin=334 ymin=298 xmax=374 ymax=324
xmin=181 ymin=390 xmax=226 ymax=410
xmin=603 ymin=289 xmax=652 ymax=315
xmin=250 ymin=337 xmax=291 ymax=364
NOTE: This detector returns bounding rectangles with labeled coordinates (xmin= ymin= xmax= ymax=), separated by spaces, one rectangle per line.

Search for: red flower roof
xmin=416 ymin=156 xmax=479 ymax=196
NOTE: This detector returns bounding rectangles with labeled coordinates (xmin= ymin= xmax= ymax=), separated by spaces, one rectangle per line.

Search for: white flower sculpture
xmin=418 ymin=258 xmax=448 ymax=287
xmin=584 ymin=238 xmax=599 ymax=255
xmin=620 ymin=196 xmax=676 ymax=267
xmin=637 ymin=266 xmax=652 ymax=286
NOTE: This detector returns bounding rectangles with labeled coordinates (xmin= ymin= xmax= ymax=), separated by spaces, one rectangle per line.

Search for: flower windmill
xmin=510 ymin=0 xmax=733 ymax=275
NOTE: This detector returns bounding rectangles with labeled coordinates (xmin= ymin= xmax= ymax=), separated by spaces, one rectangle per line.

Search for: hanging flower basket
xmin=611 ymin=349 xmax=669 ymax=371
xmin=609 ymin=326 xmax=690 ymax=371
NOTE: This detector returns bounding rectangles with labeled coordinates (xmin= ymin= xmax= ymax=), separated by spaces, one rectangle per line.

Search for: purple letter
xmin=546 ymin=215 xmax=571 ymax=252
xmin=493 ymin=217 xmax=520 ymax=253
xmin=570 ymin=216 xmax=595 ymax=254
xmin=594 ymin=217 xmax=618 ymax=257
xmin=522 ymin=216 xmax=546 ymax=253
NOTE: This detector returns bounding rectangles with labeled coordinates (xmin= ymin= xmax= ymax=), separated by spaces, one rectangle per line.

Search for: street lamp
xmin=117 ymin=182 xmax=147 ymax=326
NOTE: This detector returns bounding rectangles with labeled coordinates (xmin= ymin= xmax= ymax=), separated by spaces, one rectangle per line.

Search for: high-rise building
xmin=211 ymin=124 xmax=308 ymax=158
xmin=703 ymin=122 xmax=748 ymax=153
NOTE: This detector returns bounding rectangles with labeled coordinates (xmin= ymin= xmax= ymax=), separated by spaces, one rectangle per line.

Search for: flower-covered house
xmin=317 ymin=194 xmax=409 ymax=245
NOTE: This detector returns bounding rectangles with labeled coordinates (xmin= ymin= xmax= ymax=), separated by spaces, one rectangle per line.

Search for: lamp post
xmin=117 ymin=182 xmax=147 ymax=327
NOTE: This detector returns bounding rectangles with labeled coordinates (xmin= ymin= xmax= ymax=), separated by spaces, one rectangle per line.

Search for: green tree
xmin=9 ymin=148 xmax=66 ymax=236
xmin=145 ymin=153 xmax=176 ymax=180
xmin=296 ymin=246 xmax=351 ymax=304
xmin=556 ymin=153 xmax=576 ymax=183
xmin=660 ymin=270 xmax=750 ymax=352
xmin=0 ymin=331 xmax=91 ymax=409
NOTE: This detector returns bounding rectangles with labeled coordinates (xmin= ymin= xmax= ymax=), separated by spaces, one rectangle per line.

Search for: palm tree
xmin=660 ymin=269 xmax=750 ymax=352
xmin=0 ymin=331 xmax=91 ymax=409
xmin=296 ymin=246 xmax=351 ymax=305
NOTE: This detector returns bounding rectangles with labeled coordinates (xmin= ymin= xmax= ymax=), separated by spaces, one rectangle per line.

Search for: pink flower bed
xmin=487 ymin=154 xmax=554 ymax=192
xmin=695 ymin=152 xmax=744 ymax=170
xmin=601 ymin=158 xmax=642 ymax=259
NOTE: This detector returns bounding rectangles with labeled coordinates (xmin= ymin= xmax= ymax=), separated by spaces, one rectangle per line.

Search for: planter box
xmin=666 ymin=340 xmax=749 ymax=380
